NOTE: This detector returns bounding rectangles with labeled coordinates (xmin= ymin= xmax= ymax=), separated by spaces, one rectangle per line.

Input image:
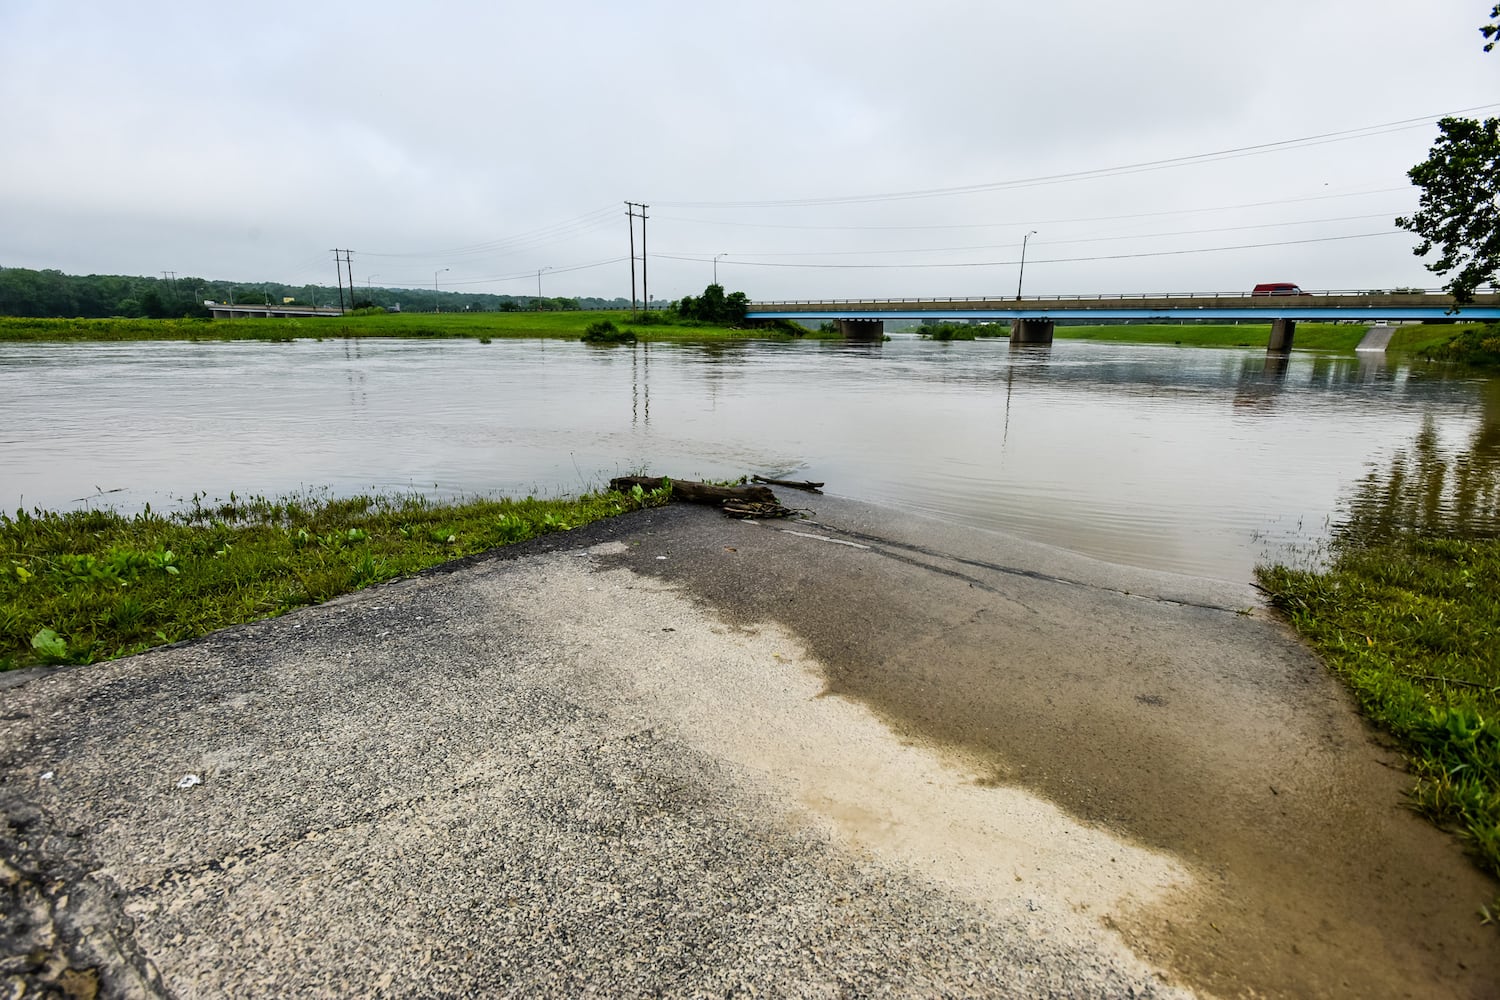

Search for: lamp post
xmin=714 ymin=253 xmax=727 ymax=285
xmin=537 ymin=266 xmax=552 ymax=307
xmin=434 ymin=268 xmax=449 ymax=313
xmin=1016 ymin=231 xmax=1038 ymax=301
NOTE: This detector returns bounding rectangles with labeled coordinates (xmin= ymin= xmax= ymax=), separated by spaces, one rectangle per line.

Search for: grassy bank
xmin=1420 ymin=325 xmax=1500 ymax=368
xmin=0 ymin=485 xmax=670 ymax=672
xmin=1257 ymin=421 xmax=1500 ymax=893
xmin=0 ymin=312 xmax=827 ymax=343
xmin=1053 ymin=323 xmax=1477 ymax=353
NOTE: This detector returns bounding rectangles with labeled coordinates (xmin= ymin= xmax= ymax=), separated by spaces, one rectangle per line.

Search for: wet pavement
xmin=1 ymin=497 xmax=1495 ymax=998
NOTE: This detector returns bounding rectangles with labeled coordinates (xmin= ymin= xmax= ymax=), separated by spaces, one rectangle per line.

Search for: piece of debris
xmin=721 ymin=500 xmax=804 ymax=520
xmin=751 ymin=475 xmax=825 ymax=493
xmin=612 ymin=475 xmax=815 ymax=520
xmin=611 ymin=475 xmax=778 ymax=505
xmin=176 ymin=774 xmax=202 ymax=790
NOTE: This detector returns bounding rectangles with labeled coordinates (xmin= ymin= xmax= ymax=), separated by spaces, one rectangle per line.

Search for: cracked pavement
xmin=1 ymin=497 xmax=1496 ymax=998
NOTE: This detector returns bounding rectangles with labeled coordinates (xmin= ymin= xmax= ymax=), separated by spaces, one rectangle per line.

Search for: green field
xmin=1 ymin=313 xmax=1489 ymax=360
xmin=0 ymin=311 xmax=828 ymax=343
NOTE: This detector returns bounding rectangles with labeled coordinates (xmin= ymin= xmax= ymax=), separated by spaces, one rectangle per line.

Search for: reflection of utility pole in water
xmin=342 ymin=340 xmax=367 ymax=410
xmin=631 ymin=343 xmax=651 ymax=426
xmin=1002 ymin=360 xmax=1015 ymax=452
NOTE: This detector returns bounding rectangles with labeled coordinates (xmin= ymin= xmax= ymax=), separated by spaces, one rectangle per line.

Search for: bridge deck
xmin=747 ymin=291 xmax=1500 ymax=322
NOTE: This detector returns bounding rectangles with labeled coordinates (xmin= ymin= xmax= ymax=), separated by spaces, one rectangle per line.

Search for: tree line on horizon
xmin=0 ymin=266 xmax=643 ymax=319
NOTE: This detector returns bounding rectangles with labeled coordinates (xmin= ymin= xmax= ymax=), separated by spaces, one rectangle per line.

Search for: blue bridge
xmin=746 ymin=289 xmax=1500 ymax=352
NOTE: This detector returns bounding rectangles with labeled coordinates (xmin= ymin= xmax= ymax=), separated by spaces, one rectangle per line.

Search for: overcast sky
xmin=2 ymin=1 xmax=1496 ymax=302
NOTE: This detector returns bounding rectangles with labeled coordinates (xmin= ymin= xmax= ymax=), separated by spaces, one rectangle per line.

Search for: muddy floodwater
xmin=2 ymin=335 xmax=1493 ymax=580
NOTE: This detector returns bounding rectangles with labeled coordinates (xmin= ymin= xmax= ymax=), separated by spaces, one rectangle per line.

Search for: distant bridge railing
xmin=749 ymin=287 xmax=1498 ymax=307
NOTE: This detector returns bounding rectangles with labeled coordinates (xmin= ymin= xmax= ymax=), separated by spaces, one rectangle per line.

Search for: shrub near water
xmin=1258 ymin=420 xmax=1500 ymax=889
xmin=1421 ymin=324 xmax=1500 ymax=367
xmin=580 ymin=319 xmax=635 ymax=343
xmin=0 ymin=486 xmax=669 ymax=672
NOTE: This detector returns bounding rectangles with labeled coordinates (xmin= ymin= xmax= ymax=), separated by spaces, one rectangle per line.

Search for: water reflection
xmin=631 ymin=344 xmax=650 ymax=426
xmin=0 ymin=338 xmax=1491 ymax=582
xmin=1338 ymin=380 xmax=1500 ymax=543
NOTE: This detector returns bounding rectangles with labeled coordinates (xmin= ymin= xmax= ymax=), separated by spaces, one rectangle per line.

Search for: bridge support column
xmin=1010 ymin=318 xmax=1054 ymax=345
xmin=835 ymin=319 xmax=883 ymax=340
xmin=1268 ymin=319 xmax=1296 ymax=354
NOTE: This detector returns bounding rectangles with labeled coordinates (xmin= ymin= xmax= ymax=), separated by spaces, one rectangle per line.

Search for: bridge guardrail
xmin=748 ymin=288 xmax=1500 ymax=307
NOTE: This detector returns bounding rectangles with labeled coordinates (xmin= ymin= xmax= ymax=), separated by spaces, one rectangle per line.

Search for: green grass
xmin=1419 ymin=325 xmax=1500 ymax=368
xmin=0 ymin=312 xmax=831 ymax=343
xmin=0 ymin=485 xmax=671 ymax=672
xmin=1257 ymin=421 xmax=1500 ymax=895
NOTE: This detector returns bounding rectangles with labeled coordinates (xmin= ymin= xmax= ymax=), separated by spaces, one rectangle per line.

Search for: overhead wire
xmin=654 ymin=186 xmax=1413 ymax=233
xmin=358 ymin=205 xmax=620 ymax=260
xmin=666 ymin=212 xmax=1406 ymax=259
xmin=655 ymin=104 xmax=1498 ymax=209
xmin=654 ymin=231 xmax=1404 ymax=270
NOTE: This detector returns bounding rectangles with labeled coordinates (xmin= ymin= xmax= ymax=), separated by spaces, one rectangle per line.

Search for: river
xmin=1 ymin=335 xmax=1491 ymax=582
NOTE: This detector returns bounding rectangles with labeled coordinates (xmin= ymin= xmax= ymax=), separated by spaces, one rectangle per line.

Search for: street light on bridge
xmin=1016 ymin=230 xmax=1038 ymax=301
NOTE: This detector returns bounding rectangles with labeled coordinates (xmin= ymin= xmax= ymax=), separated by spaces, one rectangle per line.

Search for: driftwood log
xmin=610 ymin=476 xmax=779 ymax=505
xmin=751 ymin=475 xmax=824 ymax=493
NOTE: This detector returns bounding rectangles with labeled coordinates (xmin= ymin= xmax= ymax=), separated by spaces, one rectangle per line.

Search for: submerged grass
xmin=1257 ymin=419 xmax=1500 ymax=892
xmin=0 ymin=312 xmax=828 ymax=343
xmin=0 ymin=485 xmax=670 ymax=672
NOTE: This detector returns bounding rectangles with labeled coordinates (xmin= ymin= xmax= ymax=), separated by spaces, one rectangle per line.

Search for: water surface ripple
xmin=1 ymin=336 xmax=1488 ymax=581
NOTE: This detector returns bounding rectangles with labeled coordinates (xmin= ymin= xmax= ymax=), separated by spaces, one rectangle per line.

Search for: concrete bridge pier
xmin=1010 ymin=318 xmax=1054 ymax=345
xmin=1267 ymin=319 xmax=1296 ymax=354
xmin=835 ymin=319 xmax=884 ymax=340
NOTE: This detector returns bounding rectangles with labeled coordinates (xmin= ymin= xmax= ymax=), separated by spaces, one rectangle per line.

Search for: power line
xmin=655 ymin=104 xmax=1500 ymax=209
xmin=359 ymin=206 xmax=620 ymax=260
xmin=654 ymin=231 xmax=1404 ymax=271
xmin=371 ymin=257 xmax=631 ymax=289
xmin=655 ymin=186 xmax=1412 ymax=233
xmin=668 ymin=212 xmax=1404 ymax=259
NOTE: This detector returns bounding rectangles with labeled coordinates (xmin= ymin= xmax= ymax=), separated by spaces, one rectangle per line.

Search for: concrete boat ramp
xmin=2 ymin=497 xmax=1496 ymax=998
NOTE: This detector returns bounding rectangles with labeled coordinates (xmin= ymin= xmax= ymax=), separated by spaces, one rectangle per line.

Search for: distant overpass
xmin=208 ymin=303 xmax=345 ymax=319
xmin=746 ymin=289 xmax=1500 ymax=351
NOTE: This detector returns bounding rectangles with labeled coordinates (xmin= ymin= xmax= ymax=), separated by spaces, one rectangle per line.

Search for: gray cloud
xmin=2 ymin=0 xmax=1495 ymax=300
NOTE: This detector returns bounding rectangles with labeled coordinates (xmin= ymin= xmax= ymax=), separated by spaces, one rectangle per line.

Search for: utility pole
xmin=331 ymin=249 xmax=348 ymax=315
xmin=625 ymin=201 xmax=650 ymax=312
xmin=344 ymin=250 xmax=355 ymax=308
xmin=1016 ymin=231 xmax=1037 ymax=301
xmin=161 ymin=270 xmax=178 ymax=307
xmin=625 ymin=202 xmax=639 ymax=313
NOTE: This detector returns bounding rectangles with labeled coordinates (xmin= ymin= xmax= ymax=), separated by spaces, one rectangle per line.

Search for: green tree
xmin=1396 ymin=117 xmax=1500 ymax=304
xmin=673 ymin=283 xmax=749 ymax=324
xmin=1484 ymin=3 xmax=1499 ymax=50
